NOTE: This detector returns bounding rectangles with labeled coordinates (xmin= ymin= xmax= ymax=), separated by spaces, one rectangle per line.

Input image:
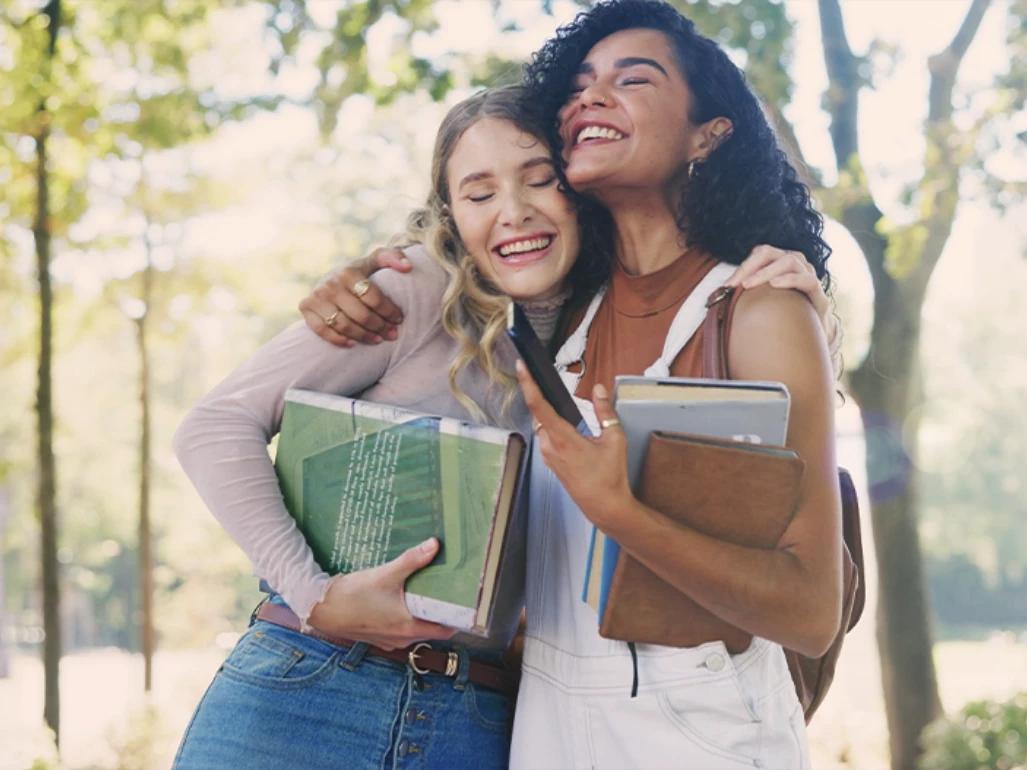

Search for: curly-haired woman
xmin=308 ymin=2 xmax=843 ymax=768
xmin=509 ymin=3 xmax=840 ymax=768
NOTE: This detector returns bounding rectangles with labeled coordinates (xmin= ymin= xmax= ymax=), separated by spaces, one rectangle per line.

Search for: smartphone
xmin=506 ymin=302 xmax=591 ymax=435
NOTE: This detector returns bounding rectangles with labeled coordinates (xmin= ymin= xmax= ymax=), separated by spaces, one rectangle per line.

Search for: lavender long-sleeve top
xmin=173 ymin=246 xmax=533 ymax=649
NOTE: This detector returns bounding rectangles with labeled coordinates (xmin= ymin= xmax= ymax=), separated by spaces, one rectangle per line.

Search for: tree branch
xmin=928 ymin=0 xmax=992 ymax=121
xmin=817 ymin=0 xmax=860 ymax=172
xmin=913 ymin=0 xmax=992 ymax=292
xmin=818 ymin=0 xmax=886 ymax=280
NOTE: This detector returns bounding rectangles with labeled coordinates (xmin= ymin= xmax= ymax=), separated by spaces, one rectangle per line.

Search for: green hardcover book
xmin=274 ymin=388 xmax=526 ymax=636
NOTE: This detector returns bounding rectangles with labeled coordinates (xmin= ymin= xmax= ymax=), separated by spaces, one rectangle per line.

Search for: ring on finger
xmin=532 ymin=420 xmax=543 ymax=434
xmin=353 ymin=279 xmax=372 ymax=299
xmin=600 ymin=417 xmax=620 ymax=430
xmin=324 ymin=311 xmax=340 ymax=328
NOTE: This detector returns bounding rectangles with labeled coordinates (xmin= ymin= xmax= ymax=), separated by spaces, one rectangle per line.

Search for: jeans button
xmin=705 ymin=652 xmax=726 ymax=672
xmin=398 ymin=738 xmax=409 ymax=758
xmin=405 ymin=707 xmax=417 ymax=726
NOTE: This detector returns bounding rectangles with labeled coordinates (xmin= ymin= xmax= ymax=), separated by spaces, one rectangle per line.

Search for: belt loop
xmin=453 ymin=647 xmax=470 ymax=691
xmin=248 ymin=595 xmax=269 ymax=628
xmin=340 ymin=642 xmax=370 ymax=671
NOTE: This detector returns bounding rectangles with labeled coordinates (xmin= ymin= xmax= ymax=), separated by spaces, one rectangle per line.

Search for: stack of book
xmin=584 ymin=376 xmax=804 ymax=651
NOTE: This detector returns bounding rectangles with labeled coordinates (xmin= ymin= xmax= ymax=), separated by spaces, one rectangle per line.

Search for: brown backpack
xmin=703 ymin=286 xmax=866 ymax=723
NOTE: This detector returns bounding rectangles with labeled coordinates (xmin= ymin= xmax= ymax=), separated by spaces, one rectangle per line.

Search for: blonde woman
xmin=171 ymin=85 xmax=594 ymax=770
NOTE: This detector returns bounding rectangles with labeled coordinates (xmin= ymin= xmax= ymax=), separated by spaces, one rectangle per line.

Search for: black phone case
xmin=506 ymin=302 xmax=589 ymax=434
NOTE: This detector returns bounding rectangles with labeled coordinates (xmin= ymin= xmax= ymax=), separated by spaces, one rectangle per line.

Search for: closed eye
xmin=467 ymin=193 xmax=494 ymax=203
xmin=528 ymin=176 xmax=557 ymax=189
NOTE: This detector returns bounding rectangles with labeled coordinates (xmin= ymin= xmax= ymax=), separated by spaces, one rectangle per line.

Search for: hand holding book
xmin=307 ymin=537 xmax=458 ymax=650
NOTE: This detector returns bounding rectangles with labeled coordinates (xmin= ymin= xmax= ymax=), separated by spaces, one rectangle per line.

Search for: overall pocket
xmin=657 ymin=667 xmax=763 ymax=767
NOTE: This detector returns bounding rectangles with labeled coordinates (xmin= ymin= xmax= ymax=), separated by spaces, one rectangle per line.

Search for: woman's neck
xmin=601 ymin=189 xmax=688 ymax=276
xmin=519 ymin=285 xmax=572 ymax=348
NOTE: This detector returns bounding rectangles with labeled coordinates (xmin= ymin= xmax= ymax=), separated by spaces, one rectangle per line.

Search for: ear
xmin=692 ymin=117 xmax=734 ymax=160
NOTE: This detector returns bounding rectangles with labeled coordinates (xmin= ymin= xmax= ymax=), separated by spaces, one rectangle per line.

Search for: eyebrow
xmin=457 ymin=156 xmax=554 ymax=191
xmin=576 ymin=57 xmax=669 ymax=78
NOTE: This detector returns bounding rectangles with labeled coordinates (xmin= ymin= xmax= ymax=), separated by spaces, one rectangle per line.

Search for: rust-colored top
xmin=572 ymin=249 xmax=733 ymax=398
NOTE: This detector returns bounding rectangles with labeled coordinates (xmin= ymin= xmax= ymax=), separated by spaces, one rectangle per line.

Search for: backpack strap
xmin=700 ymin=283 xmax=866 ymax=721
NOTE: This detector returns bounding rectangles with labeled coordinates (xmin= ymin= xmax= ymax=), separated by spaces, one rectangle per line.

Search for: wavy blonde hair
xmin=396 ymin=86 xmax=560 ymax=425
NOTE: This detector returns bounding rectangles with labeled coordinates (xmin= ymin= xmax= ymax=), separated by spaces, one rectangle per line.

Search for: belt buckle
xmin=408 ymin=642 xmax=431 ymax=675
xmin=407 ymin=642 xmax=460 ymax=677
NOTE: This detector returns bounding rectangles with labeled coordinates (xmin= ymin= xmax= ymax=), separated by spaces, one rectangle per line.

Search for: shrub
xmin=920 ymin=693 xmax=1027 ymax=770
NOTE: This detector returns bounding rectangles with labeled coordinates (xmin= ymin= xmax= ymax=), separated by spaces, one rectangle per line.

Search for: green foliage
xmin=108 ymin=702 xmax=168 ymax=770
xmin=263 ymin=0 xmax=798 ymax=136
xmin=882 ymin=221 xmax=929 ymax=280
xmin=264 ymin=0 xmax=447 ymax=134
xmin=920 ymin=693 xmax=1027 ymax=770
xmin=665 ymin=0 xmax=796 ymax=107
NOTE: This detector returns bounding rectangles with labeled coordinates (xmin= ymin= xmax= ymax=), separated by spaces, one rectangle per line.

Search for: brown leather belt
xmin=254 ymin=602 xmax=511 ymax=694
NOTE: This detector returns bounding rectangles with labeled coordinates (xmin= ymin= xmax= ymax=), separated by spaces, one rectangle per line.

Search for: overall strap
xmin=643 ymin=262 xmax=736 ymax=378
xmin=553 ymin=285 xmax=607 ymax=372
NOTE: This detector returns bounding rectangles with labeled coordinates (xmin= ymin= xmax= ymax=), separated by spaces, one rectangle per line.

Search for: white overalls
xmin=510 ymin=263 xmax=812 ymax=770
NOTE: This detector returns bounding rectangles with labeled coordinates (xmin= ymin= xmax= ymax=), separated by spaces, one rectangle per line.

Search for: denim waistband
xmin=255 ymin=591 xmax=504 ymax=663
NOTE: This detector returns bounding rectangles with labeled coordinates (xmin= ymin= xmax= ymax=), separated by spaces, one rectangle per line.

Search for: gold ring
xmin=353 ymin=280 xmax=372 ymax=298
xmin=324 ymin=311 xmax=340 ymax=328
xmin=600 ymin=417 xmax=621 ymax=430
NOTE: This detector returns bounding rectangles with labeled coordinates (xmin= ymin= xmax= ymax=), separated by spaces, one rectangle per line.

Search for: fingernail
xmin=385 ymin=328 xmax=398 ymax=341
xmin=400 ymin=257 xmax=411 ymax=267
xmin=420 ymin=538 xmax=436 ymax=553
xmin=344 ymin=340 xmax=355 ymax=348
xmin=594 ymin=384 xmax=608 ymax=400
xmin=515 ymin=360 xmax=525 ymax=376
xmin=371 ymin=335 xmax=383 ymax=344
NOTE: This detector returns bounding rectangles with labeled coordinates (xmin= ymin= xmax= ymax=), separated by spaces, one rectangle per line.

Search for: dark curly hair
xmin=522 ymin=0 xmax=831 ymax=286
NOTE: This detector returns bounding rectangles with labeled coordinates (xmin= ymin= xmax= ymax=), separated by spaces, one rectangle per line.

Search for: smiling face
xmin=447 ymin=117 xmax=580 ymax=302
xmin=557 ymin=28 xmax=719 ymax=195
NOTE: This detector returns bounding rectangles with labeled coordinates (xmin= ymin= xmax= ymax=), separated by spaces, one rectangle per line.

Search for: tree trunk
xmin=137 ymin=259 xmax=155 ymax=692
xmin=848 ymin=259 xmax=943 ymax=770
xmin=34 ymin=0 xmax=62 ymax=744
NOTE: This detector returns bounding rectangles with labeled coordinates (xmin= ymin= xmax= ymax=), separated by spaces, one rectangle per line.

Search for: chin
xmin=501 ymin=277 xmax=559 ymax=303
xmin=564 ymin=164 xmax=608 ymax=191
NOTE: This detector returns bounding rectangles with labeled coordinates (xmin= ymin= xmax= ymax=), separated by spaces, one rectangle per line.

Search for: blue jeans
xmin=173 ymin=597 xmax=511 ymax=770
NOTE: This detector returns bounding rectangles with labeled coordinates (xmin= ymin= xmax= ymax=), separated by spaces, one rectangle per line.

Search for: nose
xmin=578 ymin=79 xmax=611 ymax=108
xmin=498 ymin=188 xmax=534 ymax=227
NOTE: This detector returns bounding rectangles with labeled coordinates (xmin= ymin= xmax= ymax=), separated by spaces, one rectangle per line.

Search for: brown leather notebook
xmin=598 ymin=431 xmax=805 ymax=653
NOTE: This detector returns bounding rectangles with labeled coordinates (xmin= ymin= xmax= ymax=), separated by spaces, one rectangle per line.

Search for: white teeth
xmin=575 ymin=125 xmax=625 ymax=144
xmin=498 ymin=236 xmax=553 ymax=257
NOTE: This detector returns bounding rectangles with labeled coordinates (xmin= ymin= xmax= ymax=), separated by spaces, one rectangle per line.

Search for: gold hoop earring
xmin=687 ymin=160 xmax=697 ymax=180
